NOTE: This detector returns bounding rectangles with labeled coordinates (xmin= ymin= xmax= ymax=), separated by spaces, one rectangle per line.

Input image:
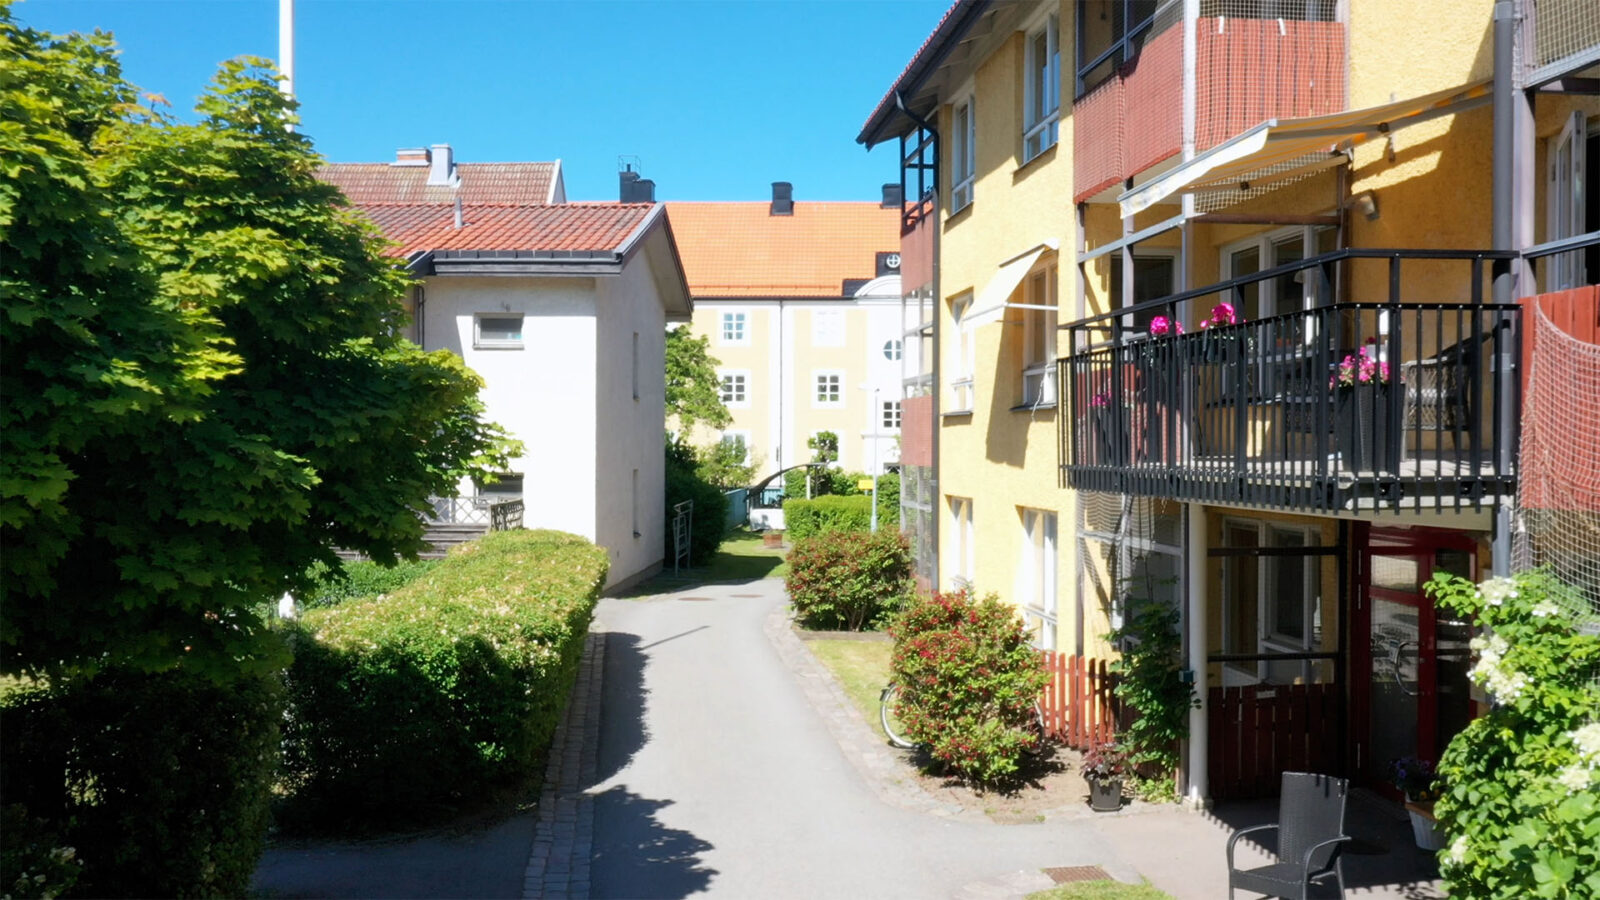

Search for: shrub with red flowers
xmin=785 ymin=529 xmax=913 ymax=630
xmin=887 ymin=589 xmax=1049 ymax=784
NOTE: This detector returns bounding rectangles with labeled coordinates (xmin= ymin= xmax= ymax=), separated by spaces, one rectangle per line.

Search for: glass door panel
xmin=1368 ymin=590 xmax=1421 ymax=782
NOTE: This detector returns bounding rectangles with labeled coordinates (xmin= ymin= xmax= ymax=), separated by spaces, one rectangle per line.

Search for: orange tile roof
xmin=357 ymin=202 xmax=655 ymax=257
xmin=664 ymin=202 xmax=900 ymax=298
xmin=319 ymin=162 xmax=559 ymax=204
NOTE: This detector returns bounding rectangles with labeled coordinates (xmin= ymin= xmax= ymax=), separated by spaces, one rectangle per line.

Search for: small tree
xmin=806 ymin=430 xmax=839 ymax=496
xmin=664 ymin=326 xmax=730 ymax=431
xmin=1106 ymin=599 xmax=1194 ymax=801
xmin=697 ymin=435 xmax=757 ymax=490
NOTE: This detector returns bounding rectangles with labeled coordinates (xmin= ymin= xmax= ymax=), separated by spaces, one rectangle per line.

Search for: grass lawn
xmin=701 ymin=528 xmax=789 ymax=582
xmin=804 ymin=638 xmax=892 ymax=734
xmin=1025 ymin=879 xmax=1171 ymax=900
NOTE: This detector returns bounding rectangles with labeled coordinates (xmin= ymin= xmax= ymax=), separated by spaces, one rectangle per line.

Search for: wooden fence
xmin=1038 ymin=652 xmax=1120 ymax=750
xmin=1208 ymin=682 xmax=1342 ymax=801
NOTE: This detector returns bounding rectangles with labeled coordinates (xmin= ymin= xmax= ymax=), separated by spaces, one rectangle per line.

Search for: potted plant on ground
xmin=1389 ymin=755 xmax=1446 ymax=850
xmin=1083 ymin=740 xmax=1129 ymax=811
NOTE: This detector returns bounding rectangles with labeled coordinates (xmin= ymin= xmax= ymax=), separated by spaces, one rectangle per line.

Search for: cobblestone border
xmin=523 ymin=632 xmax=603 ymax=900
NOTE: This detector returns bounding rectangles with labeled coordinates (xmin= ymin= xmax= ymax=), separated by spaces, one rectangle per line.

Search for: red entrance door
xmin=1352 ymin=527 xmax=1477 ymax=794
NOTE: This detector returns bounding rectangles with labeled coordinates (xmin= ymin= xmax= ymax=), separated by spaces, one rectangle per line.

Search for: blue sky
xmin=14 ymin=0 xmax=946 ymax=202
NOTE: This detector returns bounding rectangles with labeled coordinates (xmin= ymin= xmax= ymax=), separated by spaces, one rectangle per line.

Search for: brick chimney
xmin=392 ymin=147 xmax=429 ymax=167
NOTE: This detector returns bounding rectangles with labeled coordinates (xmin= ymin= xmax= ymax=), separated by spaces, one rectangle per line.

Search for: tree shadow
xmin=590 ymin=632 xmax=717 ymax=898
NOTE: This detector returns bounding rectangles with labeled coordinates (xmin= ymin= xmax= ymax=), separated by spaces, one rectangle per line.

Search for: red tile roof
xmin=356 ymin=203 xmax=655 ymax=257
xmin=664 ymin=202 xmax=899 ymax=298
xmin=319 ymin=162 xmax=559 ymax=204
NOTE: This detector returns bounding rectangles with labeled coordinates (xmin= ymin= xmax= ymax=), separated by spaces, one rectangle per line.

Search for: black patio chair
xmin=1226 ymin=771 xmax=1352 ymax=900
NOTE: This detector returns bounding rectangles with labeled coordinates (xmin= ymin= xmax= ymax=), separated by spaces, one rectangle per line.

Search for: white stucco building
xmin=322 ymin=146 xmax=691 ymax=590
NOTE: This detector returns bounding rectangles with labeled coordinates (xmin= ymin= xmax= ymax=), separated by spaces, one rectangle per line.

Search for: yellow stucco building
xmin=861 ymin=0 xmax=1600 ymax=805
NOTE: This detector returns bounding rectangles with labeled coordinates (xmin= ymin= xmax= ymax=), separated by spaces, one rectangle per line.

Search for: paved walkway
xmin=256 ymin=573 xmax=1444 ymax=899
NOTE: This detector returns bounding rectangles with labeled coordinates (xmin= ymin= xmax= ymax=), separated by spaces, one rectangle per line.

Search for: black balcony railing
xmin=1058 ymin=249 xmax=1521 ymax=514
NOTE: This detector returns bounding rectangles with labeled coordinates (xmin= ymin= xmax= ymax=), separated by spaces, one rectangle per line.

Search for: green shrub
xmin=0 ymin=667 xmax=283 ymax=898
xmin=1106 ymin=602 xmax=1194 ymax=792
xmin=784 ymin=530 xmax=913 ymax=630
xmin=280 ymin=530 xmax=607 ymax=830
xmin=665 ymin=435 xmax=729 ymax=565
xmin=1427 ymin=571 xmax=1600 ymax=899
xmin=1 ymin=803 xmax=83 ymax=900
xmin=784 ymin=495 xmax=872 ymax=540
xmin=875 ymin=473 xmax=901 ymax=528
xmin=888 ymin=589 xmax=1048 ymax=785
xmin=302 ymin=558 xmax=438 ymax=609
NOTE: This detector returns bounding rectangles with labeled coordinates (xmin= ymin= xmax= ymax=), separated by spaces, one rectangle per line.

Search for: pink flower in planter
xmin=1150 ymin=316 xmax=1184 ymax=336
xmin=1090 ymin=392 xmax=1110 ymax=408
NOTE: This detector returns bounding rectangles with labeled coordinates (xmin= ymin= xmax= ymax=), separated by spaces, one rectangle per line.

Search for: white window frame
xmin=883 ymin=338 xmax=903 ymax=361
xmin=1219 ymin=225 xmax=1337 ymax=322
xmin=1021 ymin=265 xmax=1058 ymax=407
xmin=1022 ymin=12 xmax=1061 ymax=163
xmin=812 ymin=309 xmax=845 ymax=348
xmin=719 ymin=430 xmax=752 ymax=465
xmin=473 ymin=313 xmax=524 ymax=350
xmin=950 ymin=93 xmax=976 ymax=213
xmin=1547 ymin=110 xmax=1589 ymax=290
xmin=719 ymin=369 xmax=749 ymax=408
xmin=881 ymin=400 xmax=901 ymax=430
xmin=719 ymin=310 xmax=749 ymax=346
xmin=1220 ymin=517 xmax=1321 ymax=685
xmin=948 ymin=496 xmax=974 ymax=591
xmin=813 ymin=370 xmax=844 ymax=407
xmin=949 ymin=293 xmax=975 ymax=413
xmin=1019 ymin=508 xmax=1058 ymax=650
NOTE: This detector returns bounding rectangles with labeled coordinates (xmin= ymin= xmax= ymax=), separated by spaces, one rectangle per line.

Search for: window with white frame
xmin=949 ymin=293 xmax=975 ymax=412
xmin=1109 ymin=251 xmax=1178 ymax=334
xmin=948 ymin=496 xmax=974 ymax=591
xmin=1023 ymin=13 xmax=1060 ymax=163
xmin=882 ymin=400 xmax=901 ymax=430
xmin=475 ymin=472 xmax=523 ymax=498
xmin=1020 ymin=508 xmax=1058 ymax=649
xmin=1021 ymin=265 xmax=1058 ymax=406
xmin=950 ymin=95 xmax=976 ymax=212
xmin=1222 ymin=518 xmax=1322 ymax=685
xmin=474 ymin=313 xmax=524 ymax=349
xmin=720 ymin=311 xmax=748 ymax=345
xmin=883 ymin=339 xmax=902 ymax=361
xmin=1220 ymin=225 xmax=1338 ymax=323
xmin=812 ymin=309 xmax=845 ymax=347
xmin=814 ymin=371 xmax=843 ymax=406
xmin=719 ymin=370 xmax=748 ymax=406
xmin=1546 ymin=111 xmax=1597 ymax=290
xmin=719 ymin=430 xmax=752 ymax=465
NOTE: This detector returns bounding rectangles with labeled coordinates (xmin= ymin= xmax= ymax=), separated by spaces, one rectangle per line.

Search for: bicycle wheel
xmin=1020 ymin=701 xmax=1049 ymax=757
xmin=879 ymin=682 xmax=917 ymax=749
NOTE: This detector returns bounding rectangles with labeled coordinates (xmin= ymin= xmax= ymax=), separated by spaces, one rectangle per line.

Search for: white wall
xmin=861 ymin=295 xmax=906 ymax=474
xmin=594 ymin=258 xmax=668 ymax=588
xmin=421 ymin=275 xmax=599 ymax=542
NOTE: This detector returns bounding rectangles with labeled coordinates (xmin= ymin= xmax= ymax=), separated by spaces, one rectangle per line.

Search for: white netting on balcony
xmin=1192 ymin=149 xmax=1340 ymax=213
xmin=1534 ymin=0 xmax=1600 ymax=74
xmin=1191 ymin=0 xmax=1346 ymax=152
xmin=1513 ymin=297 xmax=1600 ymax=625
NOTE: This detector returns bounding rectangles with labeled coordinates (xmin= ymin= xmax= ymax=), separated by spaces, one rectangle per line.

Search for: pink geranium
xmin=1201 ymin=302 xmax=1241 ymax=328
xmin=1330 ymin=344 xmax=1393 ymax=387
xmin=1150 ymin=316 xmax=1184 ymax=336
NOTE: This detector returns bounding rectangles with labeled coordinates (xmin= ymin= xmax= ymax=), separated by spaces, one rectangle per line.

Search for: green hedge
xmin=279 ymin=530 xmax=607 ymax=829
xmin=0 ymin=667 xmax=283 ymax=898
xmin=666 ymin=438 xmax=729 ymax=565
xmin=302 ymin=558 xmax=438 ymax=609
xmin=783 ymin=495 xmax=872 ymax=540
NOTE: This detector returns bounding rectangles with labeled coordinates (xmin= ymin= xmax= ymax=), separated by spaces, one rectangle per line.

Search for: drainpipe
xmin=1491 ymin=1 xmax=1530 ymax=577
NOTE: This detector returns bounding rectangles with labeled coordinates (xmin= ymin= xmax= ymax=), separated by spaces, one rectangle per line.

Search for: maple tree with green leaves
xmin=0 ymin=11 xmax=513 ymax=680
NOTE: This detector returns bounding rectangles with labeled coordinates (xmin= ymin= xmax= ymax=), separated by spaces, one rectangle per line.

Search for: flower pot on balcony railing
xmin=1332 ymin=343 xmax=1400 ymax=474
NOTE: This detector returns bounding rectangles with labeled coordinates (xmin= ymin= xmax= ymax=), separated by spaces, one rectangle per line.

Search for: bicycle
xmin=878 ymin=681 xmax=1049 ymax=754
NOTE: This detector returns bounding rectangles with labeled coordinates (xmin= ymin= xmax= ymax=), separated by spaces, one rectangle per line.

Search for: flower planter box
xmin=762 ymin=531 xmax=785 ymax=548
xmin=1335 ymin=383 xmax=1400 ymax=473
xmin=1404 ymin=799 xmax=1446 ymax=851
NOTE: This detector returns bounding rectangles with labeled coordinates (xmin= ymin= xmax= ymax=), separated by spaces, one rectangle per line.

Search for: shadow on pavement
xmin=1202 ymin=791 xmax=1442 ymax=899
xmin=591 ymin=632 xmax=718 ymax=899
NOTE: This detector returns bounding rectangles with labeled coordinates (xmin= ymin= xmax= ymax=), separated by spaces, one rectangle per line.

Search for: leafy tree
xmin=697 ymin=435 xmax=757 ymax=490
xmin=0 ymin=17 xmax=511 ymax=680
xmin=664 ymin=326 xmax=730 ymax=430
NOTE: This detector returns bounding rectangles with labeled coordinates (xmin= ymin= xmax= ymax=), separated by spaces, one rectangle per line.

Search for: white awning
xmin=967 ymin=241 xmax=1058 ymax=327
xmin=1120 ymin=80 xmax=1493 ymax=218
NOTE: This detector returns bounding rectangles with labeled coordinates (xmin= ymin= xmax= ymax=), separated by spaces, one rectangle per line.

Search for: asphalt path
xmin=588 ymin=579 xmax=1129 ymax=900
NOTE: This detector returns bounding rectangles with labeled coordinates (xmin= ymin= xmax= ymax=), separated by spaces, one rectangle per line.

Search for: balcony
xmin=1058 ymin=250 xmax=1521 ymax=514
xmin=1074 ymin=6 xmax=1347 ymax=202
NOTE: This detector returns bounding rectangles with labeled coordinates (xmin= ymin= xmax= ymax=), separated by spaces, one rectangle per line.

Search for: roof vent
xmin=619 ymin=164 xmax=656 ymax=203
xmin=393 ymin=147 xmax=430 ymax=167
xmin=770 ymin=181 xmax=793 ymax=216
xmin=881 ymin=183 xmax=903 ymax=209
xmin=427 ymin=143 xmax=456 ymax=186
